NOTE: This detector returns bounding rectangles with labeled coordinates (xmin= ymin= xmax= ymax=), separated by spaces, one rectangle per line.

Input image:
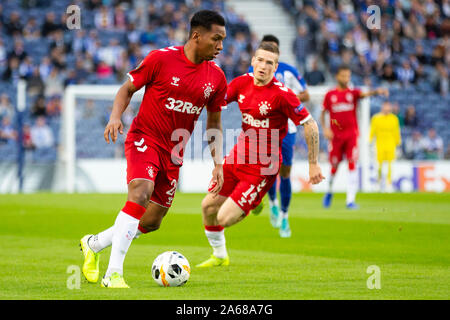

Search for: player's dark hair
xmin=189 ymin=10 xmax=225 ymax=37
xmin=261 ymin=34 xmax=280 ymax=47
xmin=256 ymin=42 xmax=280 ymax=56
xmin=336 ymin=64 xmax=351 ymax=74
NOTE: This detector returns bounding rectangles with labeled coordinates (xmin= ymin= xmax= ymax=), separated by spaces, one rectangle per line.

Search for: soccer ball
xmin=151 ymin=251 xmax=191 ymax=287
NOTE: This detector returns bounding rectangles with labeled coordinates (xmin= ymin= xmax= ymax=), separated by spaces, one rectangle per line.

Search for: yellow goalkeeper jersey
xmin=369 ymin=113 xmax=401 ymax=150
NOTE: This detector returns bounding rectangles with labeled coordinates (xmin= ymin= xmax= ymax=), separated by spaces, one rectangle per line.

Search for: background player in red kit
xmin=196 ymin=43 xmax=324 ymax=267
xmin=321 ymin=65 xmax=388 ymax=209
xmin=79 ymin=10 xmax=227 ymax=288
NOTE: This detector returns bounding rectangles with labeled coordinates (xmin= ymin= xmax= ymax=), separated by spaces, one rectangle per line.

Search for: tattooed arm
xmin=303 ymin=117 xmax=325 ymax=184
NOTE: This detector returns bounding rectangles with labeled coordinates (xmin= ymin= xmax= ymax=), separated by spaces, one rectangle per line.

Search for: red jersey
xmin=127 ymin=45 xmax=227 ymax=164
xmin=322 ymin=87 xmax=362 ymax=138
xmin=226 ymin=73 xmax=311 ymax=175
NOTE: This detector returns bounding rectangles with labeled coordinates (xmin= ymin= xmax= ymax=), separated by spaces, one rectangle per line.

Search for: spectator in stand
xmin=396 ymin=60 xmax=415 ymax=86
xmin=64 ymin=69 xmax=78 ymax=87
xmin=84 ymin=30 xmax=99 ymax=57
xmin=4 ymin=11 xmax=22 ymax=36
xmin=95 ymin=5 xmax=114 ymax=30
xmin=422 ymin=128 xmax=444 ymax=159
xmin=46 ymin=95 xmax=62 ymax=117
xmin=391 ymin=35 xmax=403 ymax=56
xmin=31 ymin=95 xmax=47 ymax=118
xmin=233 ymin=14 xmax=251 ymax=35
xmin=404 ymin=130 xmax=425 ymax=160
xmin=113 ymin=4 xmax=128 ymax=31
xmin=415 ymin=43 xmax=429 ymax=65
xmin=2 ymin=56 xmax=20 ymax=83
xmin=404 ymin=105 xmax=419 ymax=128
xmin=220 ymin=55 xmax=235 ymax=81
xmin=23 ymin=16 xmax=41 ymax=40
xmin=434 ymin=62 xmax=449 ymax=95
xmin=380 ymin=63 xmax=398 ymax=85
xmin=27 ymin=67 xmax=45 ymax=98
xmin=0 ymin=116 xmax=17 ymax=144
xmin=41 ymin=12 xmax=61 ymax=37
xmin=98 ymin=39 xmax=124 ymax=68
xmin=49 ymin=46 xmax=67 ymax=70
xmin=72 ymin=30 xmax=86 ymax=54
xmin=413 ymin=63 xmax=429 ymax=84
xmin=443 ymin=0 xmax=450 ymax=17
xmin=22 ymin=123 xmax=35 ymax=151
xmin=430 ymin=43 xmax=445 ymax=66
xmin=425 ymin=11 xmax=441 ymax=38
xmin=8 ymin=40 xmax=27 ymax=62
xmin=403 ymin=12 xmax=426 ymax=39
xmin=44 ymin=68 xmax=64 ymax=98
xmin=19 ymin=56 xmax=34 ymax=79
xmin=96 ymin=60 xmax=114 ymax=79
xmin=293 ymin=24 xmax=311 ymax=73
xmin=147 ymin=3 xmax=163 ymax=27
xmin=49 ymin=29 xmax=71 ymax=54
xmin=304 ymin=57 xmax=325 ymax=85
xmin=0 ymin=94 xmax=14 ymax=121
xmin=160 ymin=2 xmax=176 ymax=27
xmin=39 ymin=56 xmax=52 ymax=81
xmin=74 ymin=57 xmax=90 ymax=83
xmin=30 ymin=116 xmax=54 ymax=149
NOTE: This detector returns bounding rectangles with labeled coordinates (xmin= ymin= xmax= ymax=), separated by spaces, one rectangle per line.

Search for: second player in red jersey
xmin=322 ymin=86 xmax=362 ymax=171
xmin=321 ymin=65 xmax=389 ymax=210
xmin=223 ymin=72 xmax=311 ymax=177
xmin=197 ymin=42 xmax=324 ymax=268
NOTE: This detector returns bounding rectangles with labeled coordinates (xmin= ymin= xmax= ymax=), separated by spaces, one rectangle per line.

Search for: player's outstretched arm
xmin=206 ymin=110 xmax=224 ymax=195
xmin=360 ymin=87 xmax=389 ymax=99
xmin=303 ymin=118 xmax=325 ymax=185
xmin=104 ymin=79 xmax=137 ymax=144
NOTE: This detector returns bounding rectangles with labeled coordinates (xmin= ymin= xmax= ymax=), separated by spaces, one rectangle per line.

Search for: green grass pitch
xmin=0 ymin=192 xmax=449 ymax=300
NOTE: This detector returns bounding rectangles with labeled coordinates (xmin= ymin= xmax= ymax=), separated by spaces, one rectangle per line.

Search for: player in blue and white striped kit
xmin=249 ymin=35 xmax=310 ymax=238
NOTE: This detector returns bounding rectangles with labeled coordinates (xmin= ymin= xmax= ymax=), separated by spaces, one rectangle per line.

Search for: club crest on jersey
xmin=331 ymin=95 xmax=337 ymax=103
xmin=171 ymin=76 xmax=180 ymax=86
xmin=346 ymin=93 xmax=353 ymax=102
xmin=202 ymin=82 xmax=215 ymax=99
xmin=146 ymin=166 xmax=155 ymax=179
xmin=238 ymin=94 xmax=245 ymax=103
xmin=258 ymin=101 xmax=271 ymax=116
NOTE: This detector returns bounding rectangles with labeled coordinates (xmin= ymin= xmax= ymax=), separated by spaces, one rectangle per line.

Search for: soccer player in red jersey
xmin=321 ymin=65 xmax=388 ymax=209
xmin=196 ymin=43 xmax=324 ymax=267
xmin=79 ymin=10 xmax=228 ymax=288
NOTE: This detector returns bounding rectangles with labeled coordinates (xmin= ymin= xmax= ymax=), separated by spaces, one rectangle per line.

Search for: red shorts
xmin=125 ymin=132 xmax=179 ymax=208
xmin=218 ymin=159 xmax=277 ymax=215
xmin=328 ymin=134 xmax=358 ymax=167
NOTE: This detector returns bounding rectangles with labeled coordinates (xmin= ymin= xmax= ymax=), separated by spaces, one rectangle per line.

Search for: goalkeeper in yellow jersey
xmin=369 ymin=102 xmax=401 ymax=192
